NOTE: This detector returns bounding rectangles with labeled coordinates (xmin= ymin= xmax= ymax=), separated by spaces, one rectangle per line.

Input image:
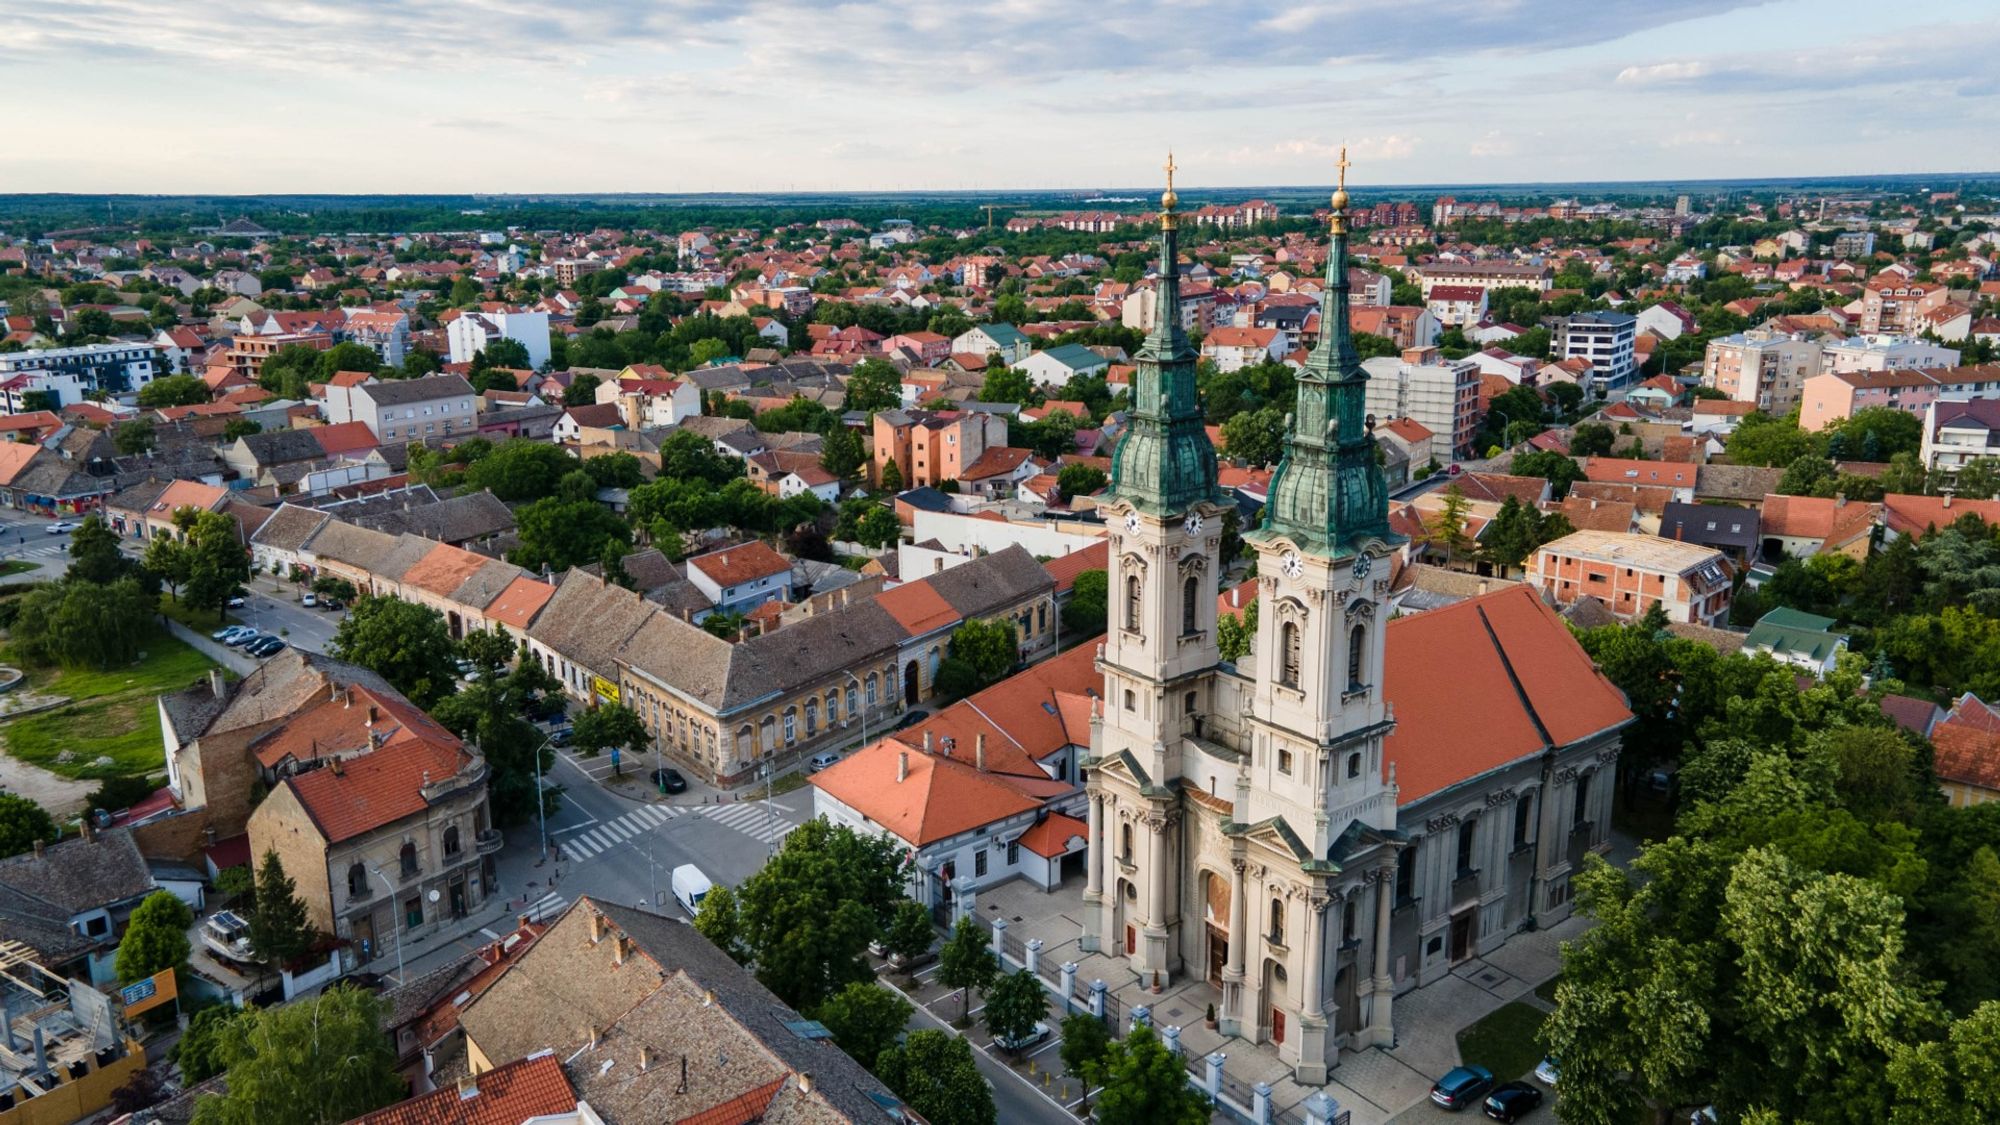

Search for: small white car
xmin=993 ymin=1021 xmax=1051 ymax=1053
xmin=301 ymin=593 xmax=317 ymax=607
xmin=46 ymin=521 xmax=76 ymax=535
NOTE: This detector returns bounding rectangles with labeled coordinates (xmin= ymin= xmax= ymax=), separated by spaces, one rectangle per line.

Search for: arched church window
xmin=1125 ymin=574 xmax=1142 ymax=631
xmin=1182 ymin=575 xmax=1200 ymax=635
xmin=1269 ymin=898 xmax=1285 ymax=944
xmin=1280 ymin=622 xmax=1302 ymax=688
xmin=1348 ymin=623 xmax=1367 ymax=689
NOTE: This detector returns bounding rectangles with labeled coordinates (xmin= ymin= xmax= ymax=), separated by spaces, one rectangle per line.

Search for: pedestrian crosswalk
xmin=522 ymin=891 xmax=568 ymax=924
xmin=558 ymin=799 xmax=800 ymax=861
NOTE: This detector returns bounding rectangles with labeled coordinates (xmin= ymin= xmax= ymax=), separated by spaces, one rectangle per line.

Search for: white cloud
xmin=1615 ymin=60 xmax=1710 ymax=84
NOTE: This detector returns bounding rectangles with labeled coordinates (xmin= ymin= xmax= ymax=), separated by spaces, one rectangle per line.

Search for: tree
xmin=983 ymin=969 xmax=1047 ymax=1053
xmin=813 ymin=981 xmax=913 ymax=1071
xmin=1778 ymin=454 xmax=1839 ymax=497
xmin=948 ymin=618 xmax=1017 ymax=688
xmin=222 ymin=418 xmax=262 ymax=442
xmin=882 ymin=898 xmax=935 ymax=971
xmin=852 ymin=505 xmax=900 ymax=549
xmin=937 ymin=916 xmax=1000 ymax=1026
xmin=1509 ymin=449 xmax=1587 ymax=498
xmin=330 ymin=596 xmax=458 ymax=708
xmin=1421 ymin=484 xmax=1474 ymax=563
xmin=144 ymin=533 xmax=191 ymax=601
xmin=1728 ymin=410 xmax=1823 ymax=467
xmin=190 ymin=986 xmax=405 ymax=1125
xmin=248 ymin=849 xmax=313 ymax=968
xmin=0 ymin=793 xmax=55 ymax=859
xmin=1221 ymin=405 xmax=1285 ymax=466
xmin=1571 ymin=421 xmax=1617 ymax=457
xmin=9 ymin=577 xmax=155 ymax=670
xmin=68 ymin=514 xmax=135 ymax=585
xmin=137 ymin=374 xmax=211 ymax=409
xmin=571 ymin=703 xmax=648 ymax=770
xmin=877 ymin=457 xmax=904 ymax=492
xmin=1217 ymin=597 xmax=1258 ymax=662
xmin=1056 ymin=462 xmax=1108 ymax=500
xmin=1060 ymin=1010 xmax=1113 ymax=1107
xmin=174 ymin=1005 xmax=250 ymax=1084
xmin=875 ymin=1030 xmax=996 ymax=1125
xmin=1092 ymin=1024 xmax=1212 ymax=1125
xmin=581 ymin=451 xmax=644 ymax=490
xmin=509 ymin=496 xmax=631 ymax=573
xmin=117 ymin=890 xmax=193 ymax=985
xmin=704 ymin=820 xmax=908 ymax=1011
xmin=310 ymin=575 xmax=357 ymax=603
xmin=115 ymin=418 xmax=157 ymax=454
xmin=1062 ymin=568 xmax=1109 ymax=636
xmin=821 ymin=425 xmax=866 ymax=479
xmin=1481 ymin=495 xmax=1547 ymax=570
xmin=474 ymin=336 xmax=531 ymax=371
xmin=979 ymin=366 xmax=1034 ymax=405
xmin=843 ymin=358 xmax=903 ymax=412
xmin=464 ymin=439 xmax=577 ymax=501
xmin=178 ymin=508 xmax=252 ymax=623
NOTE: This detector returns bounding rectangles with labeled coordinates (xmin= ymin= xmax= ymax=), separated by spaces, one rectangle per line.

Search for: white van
xmin=671 ymin=864 xmax=714 ymax=917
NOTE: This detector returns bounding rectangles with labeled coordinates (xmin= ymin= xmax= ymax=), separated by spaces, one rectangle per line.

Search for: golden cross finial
xmin=1335 ymin=145 xmax=1350 ymax=192
xmin=1164 ymin=151 xmax=1177 ymax=193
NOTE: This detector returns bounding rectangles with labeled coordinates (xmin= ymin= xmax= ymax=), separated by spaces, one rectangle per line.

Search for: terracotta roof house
xmin=1756 ymin=493 xmax=1879 ymax=560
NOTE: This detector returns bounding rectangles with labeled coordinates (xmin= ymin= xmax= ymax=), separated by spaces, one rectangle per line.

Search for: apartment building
xmin=1361 ymin=346 xmax=1481 ymax=459
xmin=871 ymin=407 xmax=1008 ymax=488
xmin=323 ymin=373 xmax=479 ymax=444
xmin=446 ymin=308 xmax=551 ymax=369
xmin=1799 ymin=363 xmax=2000 ymax=431
xmin=1423 ymin=284 xmax=1488 ymax=327
xmin=1860 ymin=278 xmax=1951 ymax=335
xmin=1560 ymin=311 xmax=1638 ymax=389
xmin=0 ymin=341 xmax=162 ymax=402
xmin=1528 ymin=530 xmax=1733 ymax=625
xmin=1820 ymin=334 xmax=1959 ymax=376
xmin=1200 ymin=326 xmax=1287 ymax=372
xmin=1702 ymin=329 xmax=1821 ymax=412
xmin=1921 ymin=398 xmax=2000 ymax=474
xmin=1833 ymin=231 xmax=1877 ymax=259
xmin=1415 ymin=260 xmax=1553 ymax=295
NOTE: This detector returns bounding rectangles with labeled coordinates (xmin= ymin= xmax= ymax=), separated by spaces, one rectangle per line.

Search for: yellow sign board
xmin=121 ymin=968 xmax=177 ymax=1018
xmin=591 ymin=675 xmax=621 ymax=704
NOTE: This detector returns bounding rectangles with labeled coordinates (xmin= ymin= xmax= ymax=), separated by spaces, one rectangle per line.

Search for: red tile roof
xmin=1382 ymin=585 xmax=1633 ymax=804
xmin=1583 ymin=458 xmax=1696 ymax=488
xmin=687 ymin=540 xmax=791 ymax=588
xmin=874 ymin=579 xmax=959 ymax=637
xmin=1017 ymin=813 xmax=1087 ymax=858
xmin=401 ymin=543 xmax=491 ymax=597
xmin=1044 ymin=541 xmax=1109 ymax=594
xmin=485 ymin=576 xmax=556 ymax=630
xmin=311 ymin=420 xmax=379 ymax=456
xmin=349 ymin=1051 xmax=576 ymax=1125
xmin=283 ymin=738 xmax=470 ymax=843
xmin=810 ymin=738 xmax=1041 ymax=846
xmin=1881 ymin=493 xmax=2000 ymax=536
xmin=1933 ymin=720 xmax=2000 ymax=795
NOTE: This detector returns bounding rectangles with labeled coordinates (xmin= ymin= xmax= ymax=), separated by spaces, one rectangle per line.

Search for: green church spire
xmin=1108 ymin=153 xmax=1221 ymax=517
xmin=1251 ymin=148 xmax=1401 ymax=557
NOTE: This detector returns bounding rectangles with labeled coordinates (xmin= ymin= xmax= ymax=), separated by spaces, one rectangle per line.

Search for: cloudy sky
xmin=1 ymin=0 xmax=1992 ymax=194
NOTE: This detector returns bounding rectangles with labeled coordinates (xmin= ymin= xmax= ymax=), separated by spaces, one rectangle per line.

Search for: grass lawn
xmin=0 ymin=560 xmax=38 ymax=577
xmin=0 ymin=630 xmax=221 ymax=780
xmin=1457 ymin=1000 xmax=1549 ymax=1082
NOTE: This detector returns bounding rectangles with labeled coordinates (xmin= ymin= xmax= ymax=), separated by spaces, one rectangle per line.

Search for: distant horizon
xmin=4 ymin=0 xmax=1995 ymax=195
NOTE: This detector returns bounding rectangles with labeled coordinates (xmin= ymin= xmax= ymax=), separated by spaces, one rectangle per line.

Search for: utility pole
xmin=984 ymin=204 xmax=997 ymax=232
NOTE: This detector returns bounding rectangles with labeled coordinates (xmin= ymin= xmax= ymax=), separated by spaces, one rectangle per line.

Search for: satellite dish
xmin=427 ymin=889 xmax=440 ymax=903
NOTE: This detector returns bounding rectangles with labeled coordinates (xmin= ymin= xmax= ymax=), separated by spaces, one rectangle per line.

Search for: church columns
xmin=1140 ymin=811 xmax=1170 ymax=979
xmin=1081 ymin=792 xmax=1104 ymax=952
xmin=1364 ymin=864 xmax=1396 ymax=1047
xmin=1295 ymin=892 xmax=1331 ymax=1085
xmin=1220 ymin=855 xmax=1248 ymax=1036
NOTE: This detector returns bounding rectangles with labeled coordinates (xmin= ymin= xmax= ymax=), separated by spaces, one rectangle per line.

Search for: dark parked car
xmin=894 ymin=709 xmax=930 ymax=730
xmin=549 ymin=727 xmax=573 ymax=747
xmin=1482 ymin=1081 xmax=1543 ymax=1122
xmin=1431 ymin=1065 xmax=1496 ymax=1111
xmin=652 ymin=767 xmax=688 ymax=794
xmin=250 ymin=637 xmax=288 ymax=658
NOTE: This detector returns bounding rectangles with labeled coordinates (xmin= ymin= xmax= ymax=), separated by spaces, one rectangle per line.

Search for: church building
xmin=1083 ymin=155 xmax=1635 ymax=1083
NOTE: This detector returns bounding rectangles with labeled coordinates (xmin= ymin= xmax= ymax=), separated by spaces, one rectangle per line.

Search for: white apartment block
xmin=1921 ymin=399 xmax=2000 ymax=474
xmin=1702 ymin=330 xmax=1821 ymax=413
xmin=1561 ymin=312 xmax=1638 ymax=388
xmin=0 ymin=342 xmax=161 ymax=404
xmin=322 ymin=373 xmax=479 ymax=444
xmin=446 ymin=309 xmax=551 ymax=369
xmin=1362 ymin=346 xmax=1481 ymax=460
xmin=1820 ymin=335 xmax=1960 ymax=376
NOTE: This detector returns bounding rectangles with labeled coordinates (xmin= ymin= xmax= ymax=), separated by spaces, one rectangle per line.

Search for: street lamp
xmin=366 ymin=866 xmax=406 ymax=985
xmin=529 ymin=729 xmax=554 ymax=864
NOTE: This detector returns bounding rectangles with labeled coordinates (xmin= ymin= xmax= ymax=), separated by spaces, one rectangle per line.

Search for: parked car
xmin=894 ymin=709 xmax=930 ymax=730
xmin=1431 ymin=1065 xmax=1496 ymax=1111
xmin=226 ymin=595 xmax=247 ymax=608
xmin=652 ymin=767 xmax=688 ymax=794
xmin=250 ymin=637 xmax=288 ymax=657
xmin=225 ymin=631 xmax=264 ymax=648
xmin=549 ymin=727 xmax=573 ymax=747
xmin=319 ymin=598 xmax=344 ymax=611
xmin=1482 ymin=1081 xmax=1543 ymax=1122
xmin=45 ymin=521 xmax=76 ymax=535
xmin=301 ymin=592 xmax=317 ymax=607
xmin=1534 ymin=1056 xmax=1559 ymax=1086
xmin=211 ymin=625 xmax=245 ymax=641
xmin=993 ymin=1021 xmax=1051 ymax=1053
xmin=807 ymin=751 xmax=841 ymax=772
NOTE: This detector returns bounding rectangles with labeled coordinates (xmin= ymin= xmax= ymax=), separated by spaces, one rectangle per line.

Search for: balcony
xmin=475 ymin=828 xmax=504 ymax=856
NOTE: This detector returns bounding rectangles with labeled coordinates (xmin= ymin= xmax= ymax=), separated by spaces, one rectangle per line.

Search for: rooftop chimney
xmin=587 ymin=1025 xmax=603 ymax=1049
xmin=517 ymin=913 xmax=530 ymax=930
xmin=922 ymin=730 xmax=933 ymax=755
xmin=975 ymin=732 xmax=987 ymax=772
xmin=209 ymin=669 xmax=225 ymax=698
xmin=639 ymin=1046 xmax=657 ymax=1072
xmin=589 ymin=913 xmax=608 ymax=944
xmin=1477 ymin=579 xmax=1489 ymax=595
xmin=897 ymin=751 xmax=909 ymax=783
xmin=367 ymin=704 xmax=378 ymax=726
xmin=456 ymin=1074 xmax=478 ymax=1100
xmin=798 ymin=1072 xmax=815 ymax=1095
xmin=32 ymin=839 xmax=45 ymax=860
xmin=702 ymin=988 xmax=715 ymax=1007
xmin=80 ymin=816 xmax=95 ymax=844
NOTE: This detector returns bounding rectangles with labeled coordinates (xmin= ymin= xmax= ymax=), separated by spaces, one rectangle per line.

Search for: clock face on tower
xmin=1124 ymin=512 xmax=1142 ymax=534
xmin=1183 ymin=513 xmax=1203 ymax=537
xmin=1352 ymin=552 xmax=1372 ymax=581
xmin=1280 ymin=551 xmax=1304 ymax=579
